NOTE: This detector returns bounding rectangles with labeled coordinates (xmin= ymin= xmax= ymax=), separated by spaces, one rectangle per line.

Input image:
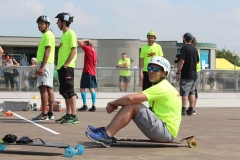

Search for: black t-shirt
xmin=180 ymin=44 xmax=199 ymax=79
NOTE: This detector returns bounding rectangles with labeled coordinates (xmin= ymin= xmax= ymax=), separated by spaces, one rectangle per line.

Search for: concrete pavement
xmin=0 ymin=107 xmax=239 ymax=160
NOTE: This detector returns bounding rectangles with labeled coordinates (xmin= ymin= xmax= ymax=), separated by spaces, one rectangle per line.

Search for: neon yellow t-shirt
xmin=196 ymin=51 xmax=201 ymax=72
xmin=142 ymin=79 xmax=181 ymax=138
xmin=36 ymin=30 xmax=55 ymax=64
xmin=118 ymin=58 xmax=131 ymax=76
xmin=140 ymin=43 xmax=164 ymax=71
xmin=57 ymin=29 xmax=77 ymax=70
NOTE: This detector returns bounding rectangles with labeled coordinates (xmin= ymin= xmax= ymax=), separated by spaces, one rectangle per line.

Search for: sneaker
xmin=48 ymin=114 xmax=55 ymax=120
xmin=55 ymin=115 xmax=67 ymax=123
xmin=85 ymin=130 xmax=113 ymax=148
xmin=182 ymin=107 xmax=187 ymax=115
xmin=78 ymin=105 xmax=88 ymax=111
xmin=32 ymin=113 xmax=49 ymax=121
xmin=87 ymin=125 xmax=105 ymax=133
xmin=61 ymin=116 xmax=79 ymax=124
xmin=88 ymin=106 xmax=96 ymax=112
xmin=186 ymin=107 xmax=193 ymax=116
xmin=193 ymin=109 xmax=197 ymax=115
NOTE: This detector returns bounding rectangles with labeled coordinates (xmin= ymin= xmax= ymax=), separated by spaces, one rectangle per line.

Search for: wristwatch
xmin=176 ymin=72 xmax=180 ymax=75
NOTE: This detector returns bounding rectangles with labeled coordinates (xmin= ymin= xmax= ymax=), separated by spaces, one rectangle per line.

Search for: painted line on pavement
xmin=9 ymin=110 xmax=60 ymax=135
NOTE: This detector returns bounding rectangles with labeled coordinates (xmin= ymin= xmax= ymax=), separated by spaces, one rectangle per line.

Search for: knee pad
xmin=62 ymin=92 xmax=78 ymax=99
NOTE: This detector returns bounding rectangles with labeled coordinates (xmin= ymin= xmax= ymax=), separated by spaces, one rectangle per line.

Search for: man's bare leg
xmin=188 ymin=94 xmax=195 ymax=107
xmin=182 ymin=96 xmax=188 ymax=109
xmin=119 ymin=82 xmax=123 ymax=91
xmin=69 ymin=95 xmax=77 ymax=115
xmin=39 ymin=86 xmax=48 ymax=114
xmin=124 ymin=82 xmax=129 ymax=92
xmin=47 ymin=88 xmax=54 ymax=113
xmin=65 ymin=99 xmax=72 ymax=114
xmin=106 ymin=103 xmax=142 ymax=137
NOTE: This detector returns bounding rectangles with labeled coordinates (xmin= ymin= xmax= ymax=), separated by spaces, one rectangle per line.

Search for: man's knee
xmin=122 ymin=103 xmax=142 ymax=118
xmin=61 ymin=92 xmax=78 ymax=99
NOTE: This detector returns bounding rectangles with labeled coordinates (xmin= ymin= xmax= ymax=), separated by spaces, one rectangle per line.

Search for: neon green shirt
xmin=140 ymin=43 xmax=164 ymax=71
xmin=142 ymin=79 xmax=181 ymax=138
xmin=36 ymin=30 xmax=55 ymax=64
xmin=118 ymin=58 xmax=131 ymax=76
xmin=57 ymin=29 xmax=77 ymax=70
xmin=196 ymin=51 xmax=201 ymax=72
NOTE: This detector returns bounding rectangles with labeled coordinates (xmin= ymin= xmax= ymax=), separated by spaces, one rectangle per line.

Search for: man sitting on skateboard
xmin=85 ymin=57 xmax=181 ymax=147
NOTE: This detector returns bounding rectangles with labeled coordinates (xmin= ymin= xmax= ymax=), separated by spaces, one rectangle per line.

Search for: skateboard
xmin=0 ymin=140 xmax=85 ymax=158
xmin=113 ymin=135 xmax=197 ymax=148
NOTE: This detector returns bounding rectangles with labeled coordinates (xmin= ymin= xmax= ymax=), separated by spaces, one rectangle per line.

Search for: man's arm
xmin=176 ymin=59 xmax=184 ymax=82
xmin=112 ymin=92 xmax=148 ymax=107
xmin=0 ymin=47 xmax=3 ymax=57
xmin=64 ymin=47 xmax=76 ymax=68
xmin=78 ymin=40 xmax=90 ymax=47
xmin=177 ymin=59 xmax=184 ymax=73
xmin=40 ymin=46 xmax=51 ymax=69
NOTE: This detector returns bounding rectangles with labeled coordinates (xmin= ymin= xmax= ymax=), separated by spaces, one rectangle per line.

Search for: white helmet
xmin=148 ymin=57 xmax=170 ymax=77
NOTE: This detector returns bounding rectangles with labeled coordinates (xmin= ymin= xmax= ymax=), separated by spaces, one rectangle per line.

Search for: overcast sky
xmin=0 ymin=0 xmax=240 ymax=55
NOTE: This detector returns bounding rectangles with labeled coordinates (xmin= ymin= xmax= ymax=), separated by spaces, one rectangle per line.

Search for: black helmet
xmin=55 ymin=12 xmax=73 ymax=22
xmin=36 ymin=15 xmax=50 ymax=24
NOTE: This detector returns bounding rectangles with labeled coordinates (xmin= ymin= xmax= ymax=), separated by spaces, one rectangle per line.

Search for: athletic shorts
xmin=37 ymin=62 xmax=54 ymax=88
xmin=58 ymin=66 xmax=75 ymax=95
xmin=119 ymin=76 xmax=131 ymax=83
xmin=133 ymin=104 xmax=173 ymax=142
xmin=142 ymin=71 xmax=152 ymax=91
xmin=80 ymin=72 xmax=97 ymax=89
xmin=179 ymin=79 xmax=197 ymax=96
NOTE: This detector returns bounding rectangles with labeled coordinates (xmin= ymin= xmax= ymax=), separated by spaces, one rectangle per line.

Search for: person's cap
xmin=183 ymin=32 xmax=193 ymax=41
xmin=31 ymin=57 xmax=37 ymax=62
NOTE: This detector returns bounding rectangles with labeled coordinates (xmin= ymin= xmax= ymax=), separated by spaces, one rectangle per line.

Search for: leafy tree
xmin=216 ymin=49 xmax=240 ymax=66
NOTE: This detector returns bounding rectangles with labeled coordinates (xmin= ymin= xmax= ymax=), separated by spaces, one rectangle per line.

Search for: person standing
xmin=55 ymin=12 xmax=78 ymax=124
xmin=176 ymin=33 xmax=199 ymax=116
xmin=0 ymin=46 xmax=3 ymax=66
xmin=117 ymin=53 xmax=131 ymax=92
xmin=139 ymin=31 xmax=164 ymax=91
xmin=32 ymin=15 xmax=55 ymax=121
xmin=28 ymin=57 xmax=38 ymax=91
xmin=191 ymin=37 xmax=200 ymax=114
xmin=77 ymin=40 xmax=98 ymax=112
xmin=3 ymin=53 xmax=19 ymax=91
xmin=169 ymin=65 xmax=176 ymax=86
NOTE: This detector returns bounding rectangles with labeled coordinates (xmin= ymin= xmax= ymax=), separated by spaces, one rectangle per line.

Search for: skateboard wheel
xmin=75 ymin=145 xmax=85 ymax=155
xmin=0 ymin=107 xmax=3 ymax=112
xmin=64 ymin=146 xmax=75 ymax=158
xmin=188 ymin=139 xmax=197 ymax=148
xmin=0 ymin=144 xmax=6 ymax=151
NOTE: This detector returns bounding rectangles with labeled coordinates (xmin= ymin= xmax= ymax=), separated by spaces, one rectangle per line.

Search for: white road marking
xmin=9 ymin=111 xmax=60 ymax=135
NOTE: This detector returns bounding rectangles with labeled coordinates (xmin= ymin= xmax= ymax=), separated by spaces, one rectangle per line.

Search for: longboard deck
xmin=1 ymin=141 xmax=69 ymax=148
xmin=0 ymin=141 xmax=85 ymax=157
xmin=113 ymin=135 xmax=197 ymax=148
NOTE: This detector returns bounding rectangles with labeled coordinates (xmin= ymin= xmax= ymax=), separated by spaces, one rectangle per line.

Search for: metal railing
xmin=0 ymin=66 xmax=239 ymax=93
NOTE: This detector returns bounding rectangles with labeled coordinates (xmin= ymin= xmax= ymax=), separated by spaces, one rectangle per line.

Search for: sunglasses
xmin=147 ymin=66 xmax=161 ymax=72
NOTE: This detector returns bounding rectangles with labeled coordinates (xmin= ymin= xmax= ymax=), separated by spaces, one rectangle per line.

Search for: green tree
xmin=216 ymin=49 xmax=240 ymax=66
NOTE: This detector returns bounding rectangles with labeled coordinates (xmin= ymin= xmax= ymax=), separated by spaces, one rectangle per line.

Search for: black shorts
xmin=80 ymin=72 xmax=98 ymax=89
xmin=57 ymin=66 xmax=75 ymax=95
xmin=142 ymin=71 xmax=152 ymax=91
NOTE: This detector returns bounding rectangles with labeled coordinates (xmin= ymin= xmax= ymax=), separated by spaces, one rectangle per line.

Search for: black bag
xmin=13 ymin=69 xmax=19 ymax=77
xmin=2 ymin=134 xmax=18 ymax=143
xmin=16 ymin=136 xmax=33 ymax=144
